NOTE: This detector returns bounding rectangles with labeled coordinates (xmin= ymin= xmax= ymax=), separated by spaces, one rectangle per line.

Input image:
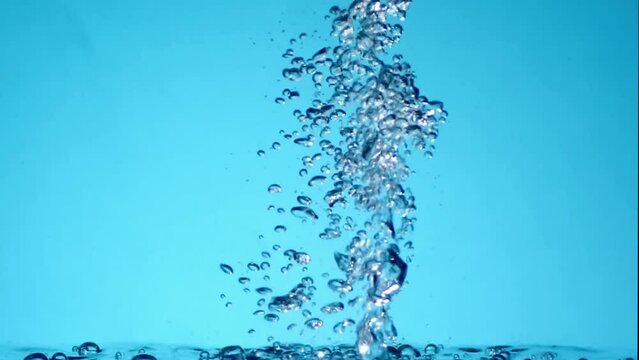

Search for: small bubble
xmin=225 ymin=302 xmax=232 ymax=308
xmin=261 ymin=251 xmax=271 ymax=258
xmin=304 ymin=318 xmax=323 ymax=329
xmin=264 ymin=313 xmax=280 ymax=322
xmin=307 ymin=175 xmax=327 ymax=187
xmin=274 ymin=225 xmax=287 ymax=233
xmin=247 ymin=262 xmax=260 ymax=271
xmin=291 ymin=206 xmax=319 ymax=220
xmin=321 ymin=301 xmax=345 ymax=314
xmin=333 ymin=319 xmax=355 ymax=334
xmin=257 ymin=298 xmax=266 ymax=306
xmin=257 ymin=150 xmax=265 ymax=156
xmin=275 ymin=97 xmax=286 ymax=104
xmin=248 ymin=329 xmax=256 ymax=334
xmin=260 ymin=261 xmax=271 ymax=270
xmin=299 ymin=168 xmax=308 ymax=176
xmin=272 ymin=142 xmax=281 ymax=150
xmin=219 ymin=264 xmax=234 ymax=275
xmin=267 ymin=184 xmax=282 ymax=193
xmin=256 ymin=287 xmax=272 ymax=295
xmin=302 ymin=309 xmax=312 ymax=318
xmin=238 ymin=277 xmax=250 ymax=285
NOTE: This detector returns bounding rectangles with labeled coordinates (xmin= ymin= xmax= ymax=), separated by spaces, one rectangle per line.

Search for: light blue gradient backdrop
xmin=0 ymin=0 xmax=636 ymax=355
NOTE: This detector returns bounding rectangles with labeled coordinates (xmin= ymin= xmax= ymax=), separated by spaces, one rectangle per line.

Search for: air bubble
xmin=256 ymin=287 xmax=273 ymax=295
xmin=305 ymin=318 xmax=324 ymax=329
xmin=307 ymin=175 xmax=327 ymax=187
xmin=219 ymin=264 xmax=234 ymax=275
xmin=291 ymin=206 xmax=319 ymax=220
xmin=297 ymin=195 xmax=312 ymax=205
xmin=267 ymin=184 xmax=282 ymax=193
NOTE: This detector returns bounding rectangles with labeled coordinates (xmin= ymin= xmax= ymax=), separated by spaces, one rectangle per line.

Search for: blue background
xmin=0 ymin=0 xmax=636 ymax=355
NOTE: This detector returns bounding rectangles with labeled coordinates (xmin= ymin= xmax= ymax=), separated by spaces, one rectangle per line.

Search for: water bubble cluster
xmin=269 ymin=0 xmax=448 ymax=356
xmin=228 ymin=0 xmax=447 ymax=354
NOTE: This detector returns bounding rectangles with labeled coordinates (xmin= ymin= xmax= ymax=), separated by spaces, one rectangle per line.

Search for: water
xmin=1 ymin=0 xmax=637 ymax=359
xmin=10 ymin=343 xmax=635 ymax=360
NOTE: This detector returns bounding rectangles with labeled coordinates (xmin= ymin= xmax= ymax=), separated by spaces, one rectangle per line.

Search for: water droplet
xmin=225 ymin=302 xmax=232 ymax=308
xmin=248 ymin=329 xmax=255 ymax=334
xmin=247 ymin=262 xmax=260 ymax=271
xmin=260 ymin=261 xmax=271 ymax=270
xmin=275 ymin=97 xmax=286 ymax=104
xmin=272 ymin=142 xmax=281 ymax=150
xmin=238 ymin=277 xmax=250 ymax=285
xmin=261 ymin=251 xmax=271 ymax=258
xmin=219 ymin=264 xmax=234 ymax=275
xmin=257 ymin=298 xmax=266 ymax=306
xmin=264 ymin=313 xmax=280 ymax=322
xmin=299 ymin=168 xmax=308 ymax=176
xmin=274 ymin=225 xmax=287 ymax=233
xmin=297 ymin=195 xmax=312 ymax=206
